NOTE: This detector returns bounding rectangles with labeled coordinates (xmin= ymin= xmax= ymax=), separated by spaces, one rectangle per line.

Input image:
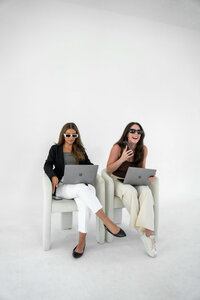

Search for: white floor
xmin=0 ymin=197 xmax=200 ymax=300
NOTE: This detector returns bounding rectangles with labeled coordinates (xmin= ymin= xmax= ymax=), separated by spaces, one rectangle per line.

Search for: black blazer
xmin=44 ymin=144 xmax=93 ymax=181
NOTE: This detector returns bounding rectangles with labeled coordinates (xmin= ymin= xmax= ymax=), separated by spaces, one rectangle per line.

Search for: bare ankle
xmin=145 ymin=229 xmax=154 ymax=237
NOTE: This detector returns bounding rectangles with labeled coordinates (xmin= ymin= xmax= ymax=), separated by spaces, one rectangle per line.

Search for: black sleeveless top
xmin=113 ymin=160 xmax=135 ymax=179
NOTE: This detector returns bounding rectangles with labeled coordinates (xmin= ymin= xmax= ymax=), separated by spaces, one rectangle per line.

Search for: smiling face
xmin=64 ymin=128 xmax=78 ymax=145
xmin=127 ymin=124 xmax=142 ymax=144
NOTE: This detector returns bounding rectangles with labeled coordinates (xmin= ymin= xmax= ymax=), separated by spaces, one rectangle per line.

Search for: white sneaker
xmin=140 ymin=234 xmax=157 ymax=258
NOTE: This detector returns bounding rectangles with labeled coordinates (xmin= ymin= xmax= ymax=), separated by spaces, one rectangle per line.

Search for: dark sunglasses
xmin=129 ymin=129 xmax=143 ymax=134
xmin=64 ymin=133 xmax=78 ymax=138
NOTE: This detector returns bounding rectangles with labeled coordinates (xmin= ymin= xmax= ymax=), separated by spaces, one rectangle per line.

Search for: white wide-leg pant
xmin=56 ymin=183 xmax=102 ymax=233
xmin=111 ymin=175 xmax=154 ymax=233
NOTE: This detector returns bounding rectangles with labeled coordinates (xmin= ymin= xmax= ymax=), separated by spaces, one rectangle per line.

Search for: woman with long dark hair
xmin=44 ymin=122 xmax=126 ymax=258
xmin=106 ymin=122 xmax=157 ymax=257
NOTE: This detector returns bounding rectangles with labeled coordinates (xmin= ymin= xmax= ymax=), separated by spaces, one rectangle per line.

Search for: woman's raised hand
xmin=120 ymin=146 xmax=134 ymax=163
xmin=52 ymin=176 xmax=59 ymax=194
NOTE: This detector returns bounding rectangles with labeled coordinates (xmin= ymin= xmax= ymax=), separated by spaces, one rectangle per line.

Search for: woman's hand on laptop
xmin=52 ymin=176 xmax=59 ymax=194
xmin=148 ymin=176 xmax=155 ymax=182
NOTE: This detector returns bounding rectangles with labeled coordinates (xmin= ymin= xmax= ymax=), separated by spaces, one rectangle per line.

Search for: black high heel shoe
xmin=72 ymin=244 xmax=86 ymax=258
xmin=104 ymin=225 xmax=126 ymax=237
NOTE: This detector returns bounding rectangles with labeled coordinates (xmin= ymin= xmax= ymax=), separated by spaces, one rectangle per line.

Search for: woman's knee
xmin=123 ymin=185 xmax=138 ymax=198
xmin=77 ymin=183 xmax=89 ymax=192
xmin=76 ymin=183 xmax=93 ymax=197
xmin=139 ymin=186 xmax=153 ymax=198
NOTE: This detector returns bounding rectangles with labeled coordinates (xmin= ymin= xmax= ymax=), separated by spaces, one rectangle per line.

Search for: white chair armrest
xmin=42 ymin=172 xmax=53 ymax=250
xmin=101 ymin=169 xmax=115 ymax=220
xmin=149 ymin=176 xmax=159 ymax=207
xmin=43 ymin=172 xmax=52 ymax=212
xmin=149 ymin=176 xmax=159 ymax=236
xmin=95 ymin=174 xmax=105 ymax=210
xmin=95 ymin=174 xmax=106 ymax=244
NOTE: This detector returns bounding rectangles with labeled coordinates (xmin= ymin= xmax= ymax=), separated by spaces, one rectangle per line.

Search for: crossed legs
xmin=56 ymin=183 xmax=121 ymax=253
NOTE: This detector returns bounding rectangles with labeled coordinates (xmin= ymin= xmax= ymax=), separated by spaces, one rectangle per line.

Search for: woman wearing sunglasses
xmin=106 ymin=122 xmax=157 ymax=257
xmin=44 ymin=122 xmax=126 ymax=258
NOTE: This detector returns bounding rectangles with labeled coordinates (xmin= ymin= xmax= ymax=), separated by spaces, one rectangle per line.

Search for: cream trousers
xmin=56 ymin=183 xmax=102 ymax=233
xmin=111 ymin=175 xmax=155 ymax=233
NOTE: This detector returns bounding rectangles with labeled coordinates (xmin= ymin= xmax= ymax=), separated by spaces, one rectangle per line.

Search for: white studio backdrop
xmin=0 ymin=0 xmax=200 ymax=217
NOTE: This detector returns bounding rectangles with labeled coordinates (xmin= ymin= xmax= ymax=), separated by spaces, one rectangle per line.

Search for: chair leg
xmin=105 ymin=230 xmax=114 ymax=242
xmin=96 ymin=218 xmax=105 ymax=244
xmin=61 ymin=212 xmax=73 ymax=230
xmin=43 ymin=211 xmax=51 ymax=251
xmin=154 ymin=207 xmax=159 ymax=237
xmin=114 ymin=208 xmax=122 ymax=224
xmin=105 ymin=208 xmax=122 ymax=242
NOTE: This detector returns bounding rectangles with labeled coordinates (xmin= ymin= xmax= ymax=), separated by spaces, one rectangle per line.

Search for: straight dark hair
xmin=115 ymin=122 xmax=145 ymax=167
xmin=57 ymin=122 xmax=85 ymax=163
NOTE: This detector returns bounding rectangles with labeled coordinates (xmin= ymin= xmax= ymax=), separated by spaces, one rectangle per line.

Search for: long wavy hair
xmin=57 ymin=122 xmax=85 ymax=163
xmin=115 ymin=122 xmax=145 ymax=167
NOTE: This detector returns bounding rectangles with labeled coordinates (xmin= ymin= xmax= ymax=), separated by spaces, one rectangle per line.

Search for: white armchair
xmin=101 ymin=169 xmax=159 ymax=242
xmin=42 ymin=172 xmax=105 ymax=250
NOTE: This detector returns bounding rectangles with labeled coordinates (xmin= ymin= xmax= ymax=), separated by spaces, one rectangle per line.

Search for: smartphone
xmin=122 ymin=140 xmax=130 ymax=151
xmin=52 ymin=195 xmax=63 ymax=200
xmin=52 ymin=187 xmax=62 ymax=200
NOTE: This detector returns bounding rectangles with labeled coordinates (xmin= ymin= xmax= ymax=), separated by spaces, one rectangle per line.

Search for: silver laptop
xmin=62 ymin=165 xmax=98 ymax=185
xmin=123 ymin=167 xmax=156 ymax=186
